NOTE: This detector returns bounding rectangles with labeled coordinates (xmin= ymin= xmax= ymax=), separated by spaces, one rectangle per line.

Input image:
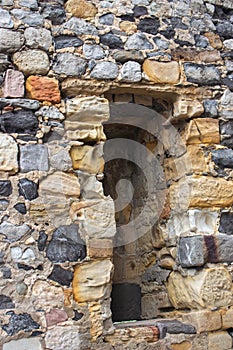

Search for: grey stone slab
xmin=184 ymin=63 xmax=221 ymax=85
xmin=20 ymin=144 xmax=49 ymax=172
xmin=178 ymin=236 xmax=205 ymax=267
xmin=90 ymin=61 xmax=118 ymax=80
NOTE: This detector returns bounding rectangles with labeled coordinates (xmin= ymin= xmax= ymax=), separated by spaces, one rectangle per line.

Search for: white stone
xmin=0 ymin=8 xmax=14 ymax=28
xmin=224 ymin=39 xmax=233 ymax=50
xmin=45 ymin=326 xmax=81 ymax=350
xmin=120 ymin=61 xmax=142 ymax=82
xmin=3 ymin=338 xmax=42 ymax=350
xmin=0 ymin=134 xmax=18 ymax=174
xmin=21 ymin=248 xmax=36 ymax=262
xmin=11 ymin=246 xmax=22 ymax=260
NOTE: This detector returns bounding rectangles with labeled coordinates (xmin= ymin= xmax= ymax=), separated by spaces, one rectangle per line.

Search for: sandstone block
xmin=70 ymin=144 xmax=104 ymax=174
xmin=167 ymin=267 xmax=233 ymax=310
xmin=45 ymin=326 xmax=81 ymax=350
xmin=87 ymin=239 xmax=113 ymax=258
xmin=204 ymin=32 xmax=223 ymax=49
xmin=65 ymin=0 xmax=97 ymax=19
xmin=73 ymin=259 xmax=113 ymax=302
xmin=13 ymin=50 xmax=50 ymax=76
xmin=222 ymin=308 xmax=233 ymax=329
xmin=173 ymin=99 xmax=204 ymax=120
xmin=26 ymin=76 xmax=61 ymax=103
xmin=183 ymin=118 xmax=219 ymax=145
xmin=171 ymin=341 xmax=192 ymax=350
xmin=3 ymin=69 xmax=25 ymax=98
xmin=0 ymin=134 xmax=18 ymax=174
xmin=66 ymin=96 xmax=109 ymax=122
xmin=208 ymin=331 xmax=232 ymax=350
xmin=39 ymin=171 xmax=80 ymax=198
xmin=182 ymin=310 xmax=221 ymax=333
xmin=143 ymin=60 xmax=180 ymax=84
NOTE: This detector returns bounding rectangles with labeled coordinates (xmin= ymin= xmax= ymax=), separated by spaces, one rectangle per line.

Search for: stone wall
xmin=1 ymin=0 xmax=233 ymax=349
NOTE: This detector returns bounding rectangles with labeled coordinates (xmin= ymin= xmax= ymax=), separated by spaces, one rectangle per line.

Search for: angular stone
xmin=167 ymin=267 xmax=233 ymax=309
xmin=24 ymin=27 xmax=52 ymax=51
xmin=133 ymin=5 xmax=148 ymax=17
xmin=173 ymin=99 xmax=204 ymax=120
xmin=11 ymin=9 xmax=44 ymax=27
xmin=20 ymin=144 xmax=49 ymax=172
xmin=156 ymin=320 xmax=196 ymax=335
xmin=99 ymin=13 xmax=114 ymax=25
xmin=39 ymin=171 xmax=80 ymax=198
xmin=46 ymin=224 xmax=86 ymax=263
xmin=219 ymin=212 xmax=233 ymax=234
xmin=100 ymin=33 xmax=124 ymax=49
xmin=48 ymin=265 xmax=73 ymax=286
xmin=2 ymin=312 xmax=40 ymax=336
xmin=88 ymin=239 xmax=113 ymax=258
xmin=204 ymin=99 xmax=218 ymax=118
xmin=13 ymin=50 xmax=49 ymax=76
xmin=184 ymin=63 xmax=221 ymax=85
xmin=142 ymin=264 xmax=170 ymax=284
xmin=0 ymin=8 xmax=14 ymax=28
xmin=41 ymin=4 xmax=66 ymax=25
xmin=73 ymin=259 xmax=113 ymax=303
xmin=0 ymin=180 xmax=12 ymax=197
xmin=83 ymin=44 xmax=105 ymax=60
xmin=208 ymin=331 xmax=232 ymax=350
xmin=0 ymin=98 xmax=40 ymax=110
xmin=14 ymin=203 xmax=27 ymax=215
xmin=18 ymin=178 xmax=38 ymax=201
xmin=46 ymin=309 xmax=68 ymax=327
xmin=125 ymin=33 xmax=153 ymax=50
xmin=217 ymin=234 xmax=233 ymax=263
xmin=212 ymin=149 xmax=233 ymax=168
xmin=0 ymin=110 xmax=38 ymax=135
xmin=204 ymin=32 xmax=223 ymax=49
xmin=137 ymin=17 xmax=160 ymax=35
xmin=38 ymin=230 xmax=48 ymax=251
xmin=216 ymin=21 xmax=233 ymax=39
xmin=26 ymin=76 xmax=61 ymax=103
xmin=45 ymin=326 xmax=81 ymax=350
xmin=0 ymin=295 xmax=14 ymax=309
xmin=70 ymin=144 xmax=104 ymax=174
xmin=31 ymin=280 xmax=64 ymax=310
xmin=48 ymin=144 xmax=71 ymax=171
xmin=120 ymin=61 xmax=141 ymax=82
xmin=0 ymin=29 xmax=24 ymax=53
xmin=53 ymin=53 xmax=86 ymax=77
xmin=63 ymin=17 xmax=98 ymax=36
xmin=19 ymin=0 xmax=38 ymax=10
xmin=11 ymin=246 xmax=22 ymax=260
xmin=54 ymin=35 xmax=83 ymax=50
xmin=143 ymin=60 xmax=180 ymax=84
xmin=66 ymin=96 xmax=109 ymax=122
xmin=0 ymin=199 xmax=9 ymax=211
xmin=112 ymin=50 xmax=144 ymax=63
xmin=170 ymin=176 xmax=233 ymax=209
xmin=65 ymin=0 xmax=97 ymax=19
xmin=0 ymin=221 xmax=30 ymax=242
xmin=182 ymin=310 xmax=221 ymax=333
xmin=178 ymin=236 xmax=205 ymax=268
xmin=0 ymin=134 xmax=18 ymax=174
xmin=222 ymin=308 xmax=233 ymax=329
xmin=3 ymin=69 xmax=24 ymax=98
xmin=3 ymin=338 xmax=42 ymax=350
xmin=183 ymin=118 xmax=219 ymax=145
xmin=90 ymin=61 xmax=118 ymax=80
xmin=0 ymin=54 xmax=11 ymax=72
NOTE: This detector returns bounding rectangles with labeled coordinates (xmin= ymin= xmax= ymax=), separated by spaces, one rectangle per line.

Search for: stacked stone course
xmin=0 ymin=0 xmax=233 ymax=349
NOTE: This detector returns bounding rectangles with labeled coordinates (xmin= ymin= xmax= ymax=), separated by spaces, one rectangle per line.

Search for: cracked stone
xmin=48 ymin=265 xmax=73 ymax=286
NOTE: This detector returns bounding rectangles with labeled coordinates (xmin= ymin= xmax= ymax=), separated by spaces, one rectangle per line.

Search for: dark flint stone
xmin=219 ymin=212 xmax=233 ymax=235
xmin=48 ymin=265 xmax=73 ymax=286
xmin=156 ymin=320 xmax=196 ymax=337
xmin=0 ymin=251 xmax=4 ymax=264
xmin=0 ymin=180 xmax=12 ymax=197
xmin=73 ymin=310 xmax=84 ymax=321
xmin=38 ymin=231 xmax=48 ymax=251
xmin=112 ymin=49 xmax=144 ymax=63
xmin=184 ymin=63 xmax=221 ymax=85
xmin=0 ymin=295 xmax=14 ymax=309
xmin=221 ymin=138 xmax=233 ymax=148
xmin=220 ymin=120 xmax=233 ymax=136
xmin=16 ymin=135 xmax=38 ymax=142
xmin=216 ymin=21 xmax=233 ymax=39
xmin=174 ymin=39 xmax=193 ymax=47
xmin=100 ymin=33 xmax=124 ymax=49
xmin=41 ymin=4 xmax=66 ymax=25
xmin=194 ymin=34 xmax=209 ymax=48
xmin=0 ymin=98 xmax=40 ymax=110
xmin=221 ymin=51 xmax=233 ymax=59
xmin=18 ymin=178 xmax=38 ymax=201
xmin=54 ymin=36 xmax=83 ymax=50
xmin=222 ymin=77 xmax=233 ymax=91
xmin=138 ymin=17 xmax=160 ymax=35
xmin=214 ymin=5 xmax=233 ymax=20
xmin=14 ymin=203 xmax=27 ymax=215
xmin=0 ymin=110 xmax=38 ymax=135
xmin=159 ymin=27 xmax=175 ymax=39
xmin=212 ymin=149 xmax=233 ymax=169
xmin=217 ymin=234 xmax=233 ymax=262
xmin=99 ymin=13 xmax=114 ymax=25
xmin=120 ymin=14 xmax=135 ymax=22
xmin=46 ymin=224 xmax=86 ymax=263
xmin=2 ymin=312 xmax=40 ymax=336
xmin=204 ymin=100 xmax=218 ymax=118
xmin=17 ymin=263 xmax=33 ymax=270
xmin=111 ymin=283 xmax=141 ymax=322
xmin=178 ymin=236 xmax=205 ymax=267
xmin=170 ymin=17 xmax=188 ymax=29
xmin=133 ymin=5 xmax=148 ymax=18
xmin=0 ymin=266 xmax=11 ymax=279
xmin=0 ymin=54 xmax=11 ymax=73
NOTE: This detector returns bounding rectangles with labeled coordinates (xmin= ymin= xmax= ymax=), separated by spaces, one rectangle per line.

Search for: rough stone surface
xmin=178 ymin=236 xmax=205 ymax=268
xmin=0 ymin=134 xmax=18 ymax=174
xmin=0 ymin=221 xmax=30 ymax=242
xmin=0 ymin=29 xmax=24 ymax=53
xmin=14 ymin=203 xmax=27 ymax=215
xmin=3 ymin=338 xmax=42 ymax=350
xmin=112 ymin=49 xmax=144 ymax=63
xmin=0 ymin=295 xmax=14 ymax=309
xmin=70 ymin=144 xmax=104 ymax=174
xmin=20 ymin=144 xmax=49 ymax=172
xmin=143 ymin=60 xmax=180 ymax=84
xmin=3 ymin=69 xmax=25 ymax=98
xmin=184 ymin=118 xmax=220 ymax=144
xmin=41 ymin=4 xmax=66 ymax=25
xmin=53 ymin=53 xmax=86 ymax=77
xmin=24 ymin=27 xmax=52 ymax=51
xmin=18 ymin=178 xmax=38 ymax=200
xmin=46 ymin=309 xmax=68 ymax=327
xmin=63 ymin=17 xmax=98 ymax=35
xmin=125 ymin=33 xmax=153 ymax=50
xmin=65 ymin=0 xmax=97 ymax=19
xmin=90 ymin=62 xmax=118 ymax=80
xmin=13 ymin=50 xmax=50 ymax=76
xmin=54 ymin=35 xmax=83 ymax=50
xmin=0 ymin=98 xmax=40 ymax=110
xmin=184 ymin=63 xmax=221 ymax=85
xmin=83 ymin=44 xmax=105 ymax=60
xmin=219 ymin=212 xmax=233 ymax=234
xmin=11 ymin=9 xmax=44 ymax=26
xmin=45 ymin=326 xmax=81 ymax=350
xmin=0 ymin=8 xmax=13 ymax=28
xmin=2 ymin=312 xmax=40 ymax=336
xmin=0 ymin=180 xmax=12 ymax=197
xmin=0 ymin=110 xmax=38 ymax=135
xmin=212 ymin=149 xmax=233 ymax=168
xmin=208 ymin=331 xmax=232 ymax=350
xmin=120 ymin=61 xmax=141 ymax=82
xmin=100 ymin=33 xmax=124 ymax=49
xmin=48 ymin=265 xmax=73 ymax=286
xmin=26 ymin=76 xmax=61 ymax=103
xmin=182 ymin=310 xmax=222 ymax=333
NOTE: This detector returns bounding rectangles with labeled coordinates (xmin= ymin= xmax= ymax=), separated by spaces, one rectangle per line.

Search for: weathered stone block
xmin=182 ymin=310 xmax=222 ymax=333
xmin=0 ymin=180 xmax=12 ymax=197
xmin=212 ymin=149 xmax=233 ymax=168
xmin=184 ymin=63 xmax=221 ymax=85
xmin=48 ymin=265 xmax=73 ymax=286
xmin=90 ymin=62 xmax=118 ymax=80
xmin=219 ymin=212 xmax=233 ymax=234
xmin=0 ymin=110 xmax=38 ymax=135
xmin=222 ymin=308 xmax=233 ymax=329
xmin=45 ymin=326 xmax=82 ymax=350
xmin=0 ymin=29 xmax=24 ymax=53
xmin=167 ymin=267 xmax=233 ymax=310
xmin=0 ymin=221 xmax=30 ymax=242
xmin=63 ymin=17 xmax=98 ymax=36
xmin=3 ymin=69 xmax=25 ymax=98
xmin=87 ymin=239 xmax=113 ymax=258
xmin=26 ymin=76 xmax=61 ymax=103
xmin=73 ymin=259 xmax=113 ymax=303
xmin=143 ymin=60 xmax=180 ymax=84
xmin=39 ymin=171 xmax=80 ymax=198
xmin=183 ymin=118 xmax=220 ymax=145
xmin=217 ymin=234 xmax=233 ymax=262
xmin=178 ymin=236 xmax=205 ymax=267
xmin=2 ymin=312 xmax=40 ymax=336
xmin=66 ymin=96 xmax=109 ymax=122
xmin=55 ymin=35 xmax=83 ymax=50
xmin=13 ymin=50 xmax=50 ymax=76
xmin=24 ymin=27 xmax=52 ymax=51
xmin=45 ymin=309 xmax=68 ymax=327
xmin=65 ymin=0 xmax=97 ymax=18
xmin=120 ymin=61 xmax=142 ymax=82
xmin=70 ymin=144 xmax=104 ymax=174
xmin=0 ymin=134 xmax=18 ymax=174
xmin=20 ymin=144 xmax=49 ymax=172
xmin=53 ymin=53 xmax=86 ymax=77
xmin=173 ymin=99 xmax=204 ymax=120
xmin=125 ymin=33 xmax=153 ymax=50
xmin=18 ymin=178 xmax=38 ymax=200
xmin=208 ymin=331 xmax=232 ymax=350
xmin=3 ymin=338 xmax=42 ymax=350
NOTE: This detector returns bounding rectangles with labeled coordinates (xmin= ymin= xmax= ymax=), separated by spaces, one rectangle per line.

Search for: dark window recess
xmin=111 ymin=283 xmax=141 ymax=322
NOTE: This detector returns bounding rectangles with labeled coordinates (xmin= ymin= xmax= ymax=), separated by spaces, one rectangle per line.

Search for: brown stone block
xmin=143 ymin=60 xmax=180 ymax=84
xmin=65 ymin=0 xmax=97 ymax=19
xmin=204 ymin=32 xmax=223 ymax=50
xmin=208 ymin=331 xmax=232 ymax=350
xmin=183 ymin=118 xmax=219 ymax=145
xmin=87 ymin=239 xmax=113 ymax=258
xmin=182 ymin=310 xmax=222 ymax=333
xmin=26 ymin=75 xmax=61 ymax=103
xmin=171 ymin=342 xmax=192 ymax=350
xmin=221 ymin=308 xmax=233 ymax=329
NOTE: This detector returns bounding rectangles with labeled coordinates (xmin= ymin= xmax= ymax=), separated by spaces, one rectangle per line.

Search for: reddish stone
xmin=45 ymin=309 xmax=68 ymax=327
xmin=3 ymin=69 xmax=25 ymax=98
xmin=26 ymin=75 xmax=61 ymax=103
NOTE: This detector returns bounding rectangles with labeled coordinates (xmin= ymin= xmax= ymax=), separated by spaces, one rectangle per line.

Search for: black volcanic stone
xmin=204 ymin=100 xmax=218 ymax=118
xmin=41 ymin=4 xmax=66 ymax=25
xmin=100 ymin=33 xmax=124 ymax=49
xmin=0 ymin=181 xmax=12 ymax=197
xmin=222 ymin=77 xmax=233 ymax=91
xmin=133 ymin=5 xmax=148 ymax=17
xmin=99 ymin=13 xmax=114 ymax=25
xmin=0 ymin=295 xmax=14 ymax=309
xmin=0 ymin=110 xmax=38 ymax=135
xmin=54 ymin=36 xmax=83 ymax=50
xmin=48 ymin=265 xmax=73 ymax=286
xmin=212 ymin=149 xmax=233 ymax=169
xmin=138 ymin=17 xmax=160 ymax=35
xmin=46 ymin=224 xmax=86 ymax=263
xmin=216 ymin=21 xmax=233 ymax=39
xmin=14 ymin=203 xmax=27 ymax=215
xmin=18 ymin=179 xmax=38 ymax=201
xmin=174 ymin=39 xmax=193 ymax=47
xmin=2 ymin=312 xmax=40 ymax=336
xmin=220 ymin=121 xmax=233 ymax=144
xmin=38 ymin=231 xmax=48 ymax=251
xmin=184 ymin=63 xmax=221 ymax=85
xmin=219 ymin=212 xmax=233 ymax=235
xmin=111 ymin=283 xmax=141 ymax=322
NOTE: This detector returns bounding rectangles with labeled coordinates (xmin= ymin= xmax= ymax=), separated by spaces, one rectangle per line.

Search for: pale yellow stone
xmin=171 ymin=342 xmax=192 ymax=350
xmin=221 ymin=308 xmax=233 ymax=329
xmin=66 ymin=96 xmax=109 ymax=122
xmin=173 ymin=98 xmax=204 ymax=120
xmin=87 ymin=239 xmax=113 ymax=258
xmin=65 ymin=123 xmax=106 ymax=142
xmin=167 ymin=267 xmax=233 ymax=310
xmin=208 ymin=331 xmax=232 ymax=350
xmin=182 ymin=310 xmax=222 ymax=333
xmin=39 ymin=171 xmax=80 ymax=198
xmin=204 ymin=32 xmax=223 ymax=49
xmin=65 ymin=0 xmax=97 ymax=19
xmin=143 ymin=60 xmax=180 ymax=84
xmin=70 ymin=143 xmax=104 ymax=174
xmin=119 ymin=21 xmax=137 ymax=34
xmin=183 ymin=118 xmax=220 ymax=145
xmin=73 ymin=259 xmax=113 ymax=303
xmin=0 ymin=134 xmax=18 ymax=174
xmin=170 ymin=175 xmax=233 ymax=209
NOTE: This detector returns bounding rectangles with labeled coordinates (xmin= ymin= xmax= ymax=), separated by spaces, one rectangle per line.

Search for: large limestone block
xmin=45 ymin=326 xmax=81 ymax=350
xmin=167 ymin=267 xmax=233 ymax=309
xmin=3 ymin=338 xmax=42 ymax=350
xmin=73 ymin=259 xmax=113 ymax=302
xmin=183 ymin=118 xmax=220 ymax=145
xmin=39 ymin=171 xmax=80 ymax=198
xmin=13 ymin=49 xmax=50 ymax=76
xmin=170 ymin=175 xmax=233 ymax=209
xmin=66 ymin=96 xmax=109 ymax=122
xmin=0 ymin=134 xmax=18 ymax=174
xmin=70 ymin=143 xmax=104 ymax=174
xmin=143 ymin=60 xmax=180 ymax=84
xmin=65 ymin=0 xmax=97 ymax=19
xmin=182 ymin=310 xmax=221 ymax=333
